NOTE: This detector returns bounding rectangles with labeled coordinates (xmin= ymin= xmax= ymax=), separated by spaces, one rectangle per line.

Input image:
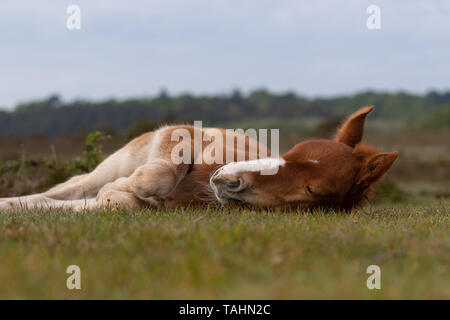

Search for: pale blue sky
xmin=0 ymin=0 xmax=449 ymax=108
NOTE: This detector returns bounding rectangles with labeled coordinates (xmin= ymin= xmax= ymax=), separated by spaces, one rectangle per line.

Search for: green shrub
xmin=0 ymin=131 xmax=109 ymax=196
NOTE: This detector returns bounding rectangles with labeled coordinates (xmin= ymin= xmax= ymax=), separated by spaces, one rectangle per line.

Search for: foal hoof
xmin=0 ymin=200 xmax=16 ymax=212
xmin=96 ymin=191 xmax=143 ymax=210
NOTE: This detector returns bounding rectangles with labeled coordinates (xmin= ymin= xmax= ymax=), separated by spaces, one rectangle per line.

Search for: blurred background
xmin=0 ymin=0 xmax=449 ymax=201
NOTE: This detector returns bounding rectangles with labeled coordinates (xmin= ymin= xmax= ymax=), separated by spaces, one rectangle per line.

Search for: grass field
xmin=0 ymin=198 xmax=448 ymax=299
xmin=0 ymin=129 xmax=449 ymax=299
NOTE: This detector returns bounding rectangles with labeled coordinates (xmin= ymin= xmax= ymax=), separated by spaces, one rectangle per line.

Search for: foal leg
xmin=96 ymin=128 xmax=195 ymax=207
xmin=94 ymin=159 xmax=189 ymax=210
xmin=0 ymin=196 xmax=98 ymax=211
xmin=97 ymin=159 xmax=190 ymax=203
xmin=0 ymin=132 xmax=155 ymax=211
xmin=95 ymin=190 xmax=149 ymax=209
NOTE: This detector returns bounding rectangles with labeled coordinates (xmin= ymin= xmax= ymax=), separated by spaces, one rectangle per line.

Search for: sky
xmin=0 ymin=0 xmax=449 ymax=109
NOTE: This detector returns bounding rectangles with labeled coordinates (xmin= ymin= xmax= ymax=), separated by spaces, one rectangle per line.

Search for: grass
xmin=0 ymin=199 xmax=448 ymax=299
xmin=0 ymin=129 xmax=448 ymax=299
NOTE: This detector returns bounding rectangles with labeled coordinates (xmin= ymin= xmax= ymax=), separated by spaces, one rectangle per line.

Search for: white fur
xmin=219 ymin=157 xmax=286 ymax=175
xmin=308 ymin=159 xmax=319 ymax=164
xmin=148 ymin=126 xmax=168 ymax=160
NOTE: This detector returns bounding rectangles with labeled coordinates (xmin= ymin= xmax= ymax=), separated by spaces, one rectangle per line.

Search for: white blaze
xmin=220 ymin=157 xmax=286 ymax=176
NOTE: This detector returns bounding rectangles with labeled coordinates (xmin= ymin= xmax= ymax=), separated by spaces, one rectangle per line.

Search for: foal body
xmin=0 ymin=127 xmax=263 ymax=210
xmin=0 ymin=106 xmax=398 ymax=211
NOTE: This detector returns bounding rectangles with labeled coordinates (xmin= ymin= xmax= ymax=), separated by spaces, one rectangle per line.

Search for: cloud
xmin=0 ymin=0 xmax=449 ymax=108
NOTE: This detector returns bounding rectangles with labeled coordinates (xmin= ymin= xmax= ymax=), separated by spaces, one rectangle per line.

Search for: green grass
xmin=0 ymin=200 xmax=449 ymax=299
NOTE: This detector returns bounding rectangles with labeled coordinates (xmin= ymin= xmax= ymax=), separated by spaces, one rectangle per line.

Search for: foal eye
xmin=306 ymin=186 xmax=313 ymax=194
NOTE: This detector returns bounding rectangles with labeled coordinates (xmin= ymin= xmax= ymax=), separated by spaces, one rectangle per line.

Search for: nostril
xmin=211 ymin=172 xmax=246 ymax=194
xmin=227 ymin=180 xmax=240 ymax=189
xmin=226 ymin=178 xmax=243 ymax=191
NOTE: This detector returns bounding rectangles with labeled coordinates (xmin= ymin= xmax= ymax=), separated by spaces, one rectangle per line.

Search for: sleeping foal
xmin=0 ymin=106 xmax=397 ymax=212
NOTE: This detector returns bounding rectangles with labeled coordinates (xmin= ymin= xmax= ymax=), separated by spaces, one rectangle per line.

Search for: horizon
xmin=4 ymin=87 xmax=450 ymax=111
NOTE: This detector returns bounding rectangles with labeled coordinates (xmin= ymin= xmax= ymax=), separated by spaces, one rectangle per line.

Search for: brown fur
xmin=210 ymin=106 xmax=398 ymax=211
xmin=0 ymin=107 xmax=397 ymax=212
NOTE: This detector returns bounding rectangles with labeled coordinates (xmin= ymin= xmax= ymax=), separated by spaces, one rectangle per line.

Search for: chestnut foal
xmin=0 ymin=106 xmax=397 ymax=212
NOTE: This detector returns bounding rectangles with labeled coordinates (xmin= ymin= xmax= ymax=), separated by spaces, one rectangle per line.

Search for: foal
xmin=0 ymin=106 xmax=397 ymax=211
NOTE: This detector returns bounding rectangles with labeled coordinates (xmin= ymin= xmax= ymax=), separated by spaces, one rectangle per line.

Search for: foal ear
xmin=356 ymin=152 xmax=398 ymax=188
xmin=335 ymin=106 xmax=374 ymax=147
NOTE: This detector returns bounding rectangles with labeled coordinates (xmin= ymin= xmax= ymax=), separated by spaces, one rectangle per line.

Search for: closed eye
xmin=306 ymin=185 xmax=339 ymax=200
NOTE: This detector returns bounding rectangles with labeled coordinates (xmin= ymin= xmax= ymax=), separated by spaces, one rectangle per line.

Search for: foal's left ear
xmin=356 ymin=152 xmax=398 ymax=188
xmin=335 ymin=106 xmax=374 ymax=147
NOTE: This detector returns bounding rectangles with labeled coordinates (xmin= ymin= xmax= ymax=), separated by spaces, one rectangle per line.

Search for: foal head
xmin=210 ymin=106 xmax=398 ymax=210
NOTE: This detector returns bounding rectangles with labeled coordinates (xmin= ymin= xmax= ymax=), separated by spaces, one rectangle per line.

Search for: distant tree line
xmin=0 ymin=89 xmax=449 ymax=138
